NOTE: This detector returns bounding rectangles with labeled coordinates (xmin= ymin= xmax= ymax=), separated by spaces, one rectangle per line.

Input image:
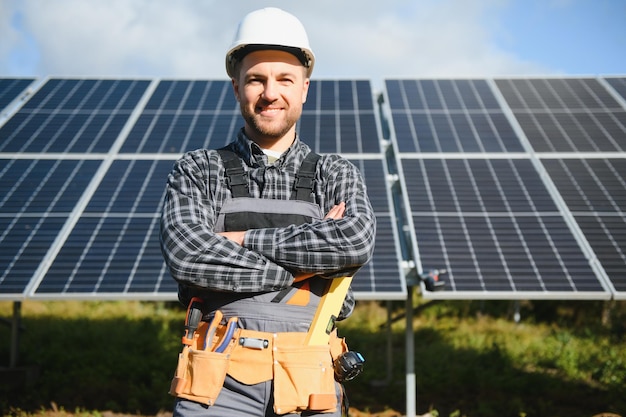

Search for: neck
xmin=245 ymin=128 xmax=296 ymax=153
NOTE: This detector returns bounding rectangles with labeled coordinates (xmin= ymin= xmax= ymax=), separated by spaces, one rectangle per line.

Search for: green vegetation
xmin=1 ymin=298 xmax=625 ymax=417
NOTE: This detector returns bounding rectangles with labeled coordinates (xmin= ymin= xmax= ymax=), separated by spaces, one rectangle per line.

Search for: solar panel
xmin=385 ymin=79 xmax=524 ymax=153
xmin=0 ymin=78 xmax=151 ymax=153
xmin=495 ymin=78 xmax=626 ymax=152
xmin=121 ymin=80 xmax=239 ymax=153
xmin=33 ymin=159 xmax=176 ymax=297
xmin=493 ymin=77 xmax=626 ymax=299
xmin=542 ymin=158 xmax=626 ymax=298
xmin=399 ymin=156 xmax=605 ymax=298
xmin=0 ymin=78 xmax=35 ymax=113
xmin=348 ymin=158 xmax=405 ymax=298
xmin=0 ymin=78 xmax=405 ymax=301
xmin=386 ymin=78 xmax=616 ymax=299
xmin=0 ymin=158 xmax=101 ymax=298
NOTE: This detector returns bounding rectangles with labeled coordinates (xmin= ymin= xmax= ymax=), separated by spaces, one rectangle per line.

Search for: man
xmin=160 ymin=7 xmax=376 ymax=417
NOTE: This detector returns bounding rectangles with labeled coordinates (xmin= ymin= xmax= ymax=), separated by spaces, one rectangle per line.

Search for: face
xmin=232 ymin=50 xmax=310 ymax=149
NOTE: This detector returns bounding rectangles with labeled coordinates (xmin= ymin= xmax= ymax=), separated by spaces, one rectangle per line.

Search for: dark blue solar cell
xmin=360 ymin=114 xmax=380 ymax=153
xmin=355 ymin=80 xmax=374 ymax=111
xmin=340 ymin=115 xmax=359 ymax=153
xmin=487 ymin=113 xmax=525 ymax=152
xmin=404 ymin=80 xmax=425 ymax=110
xmin=298 ymin=113 xmax=317 ymax=145
xmin=349 ymin=159 xmax=387 ymax=213
xmin=473 ymin=79 xmax=500 ymax=110
xmin=0 ymin=78 xmax=34 ymax=110
xmin=318 ymin=113 xmax=337 ymax=154
xmin=437 ymin=80 xmax=463 ymax=110
xmin=202 ymin=81 xmax=230 ymax=111
xmin=338 ymin=80 xmax=355 ymax=111
xmin=420 ymin=80 xmax=444 ymax=110
xmin=384 ymin=80 xmax=405 ymax=111
xmin=181 ymin=81 xmax=208 ymax=111
xmin=145 ymin=80 xmax=172 ymax=110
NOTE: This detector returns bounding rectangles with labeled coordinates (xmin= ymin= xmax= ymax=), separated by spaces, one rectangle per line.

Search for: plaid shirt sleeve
xmin=160 ymin=147 xmax=376 ymax=319
xmin=244 ymin=155 xmax=376 ymax=278
xmin=160 ymin=150 xmax=295 ymax=293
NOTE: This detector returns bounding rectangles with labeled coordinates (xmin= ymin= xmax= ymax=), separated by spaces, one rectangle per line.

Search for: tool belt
xmin=169 ymin=315 xmax=349 ymax=414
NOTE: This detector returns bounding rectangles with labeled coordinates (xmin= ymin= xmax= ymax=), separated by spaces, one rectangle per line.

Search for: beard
xmin=240 ymin=100 xmax=301 ymax=141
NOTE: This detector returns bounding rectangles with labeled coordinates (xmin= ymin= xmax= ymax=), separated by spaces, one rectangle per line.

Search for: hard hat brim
xmin=226 ymin=44 xmax=315 ymax=79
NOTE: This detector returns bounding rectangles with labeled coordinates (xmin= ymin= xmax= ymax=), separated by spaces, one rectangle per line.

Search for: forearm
xmin=243 ymin=169 xmax=376 ymax=275
xmin=160 ymin=154 xmax=295 ymax=293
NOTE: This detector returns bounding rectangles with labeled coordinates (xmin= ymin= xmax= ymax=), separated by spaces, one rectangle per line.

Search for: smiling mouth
xmin=257 ymin=106 xmax=283 ymax=115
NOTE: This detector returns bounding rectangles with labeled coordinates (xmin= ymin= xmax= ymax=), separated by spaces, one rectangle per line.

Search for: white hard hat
xmin=225 ymin=7 xmax=315 ymax=79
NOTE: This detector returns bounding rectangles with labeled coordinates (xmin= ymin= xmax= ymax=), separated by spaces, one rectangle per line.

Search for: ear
xmin=231 ymin=78 xmax=240 ymax=101
xmin=301 ymin=78 xmax=310 ymax=104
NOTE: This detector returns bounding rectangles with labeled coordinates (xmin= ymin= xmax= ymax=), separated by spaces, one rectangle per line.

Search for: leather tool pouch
xmin=168 ymin=322 xmax=231 ymax=406
xmin=271 ymin=329 xmax=349 ymax=414
xmin=273 ymin=344 xmax=337 ymax=414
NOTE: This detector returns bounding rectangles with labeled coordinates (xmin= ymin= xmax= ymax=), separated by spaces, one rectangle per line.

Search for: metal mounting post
xmin=10 ymin=301 xmax=21 ymax=368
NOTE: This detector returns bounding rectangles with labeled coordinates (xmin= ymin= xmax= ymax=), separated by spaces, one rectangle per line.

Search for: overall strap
xmin=217 ymin=149 xmax=249 ymax=198
xmin=291 ymin=151 xmax=321 ymax=202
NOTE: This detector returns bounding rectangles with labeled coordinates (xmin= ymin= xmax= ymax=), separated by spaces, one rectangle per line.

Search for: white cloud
xmin=0 ymin=0 xmax=557 ymax=83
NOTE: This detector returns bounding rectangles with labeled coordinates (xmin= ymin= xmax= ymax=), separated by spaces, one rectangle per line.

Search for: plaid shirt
xmin=160 ymin=129 xmax=376 ymax=318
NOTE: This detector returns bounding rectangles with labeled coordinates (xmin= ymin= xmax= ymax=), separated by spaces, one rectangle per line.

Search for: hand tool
xmin=334 ymin=351 xmax=365 ymax=382
xmin=182 ymin=297 xmax=204 ymax=345
xmin=214 ymin=317 xmax=238 ymax=353
xmin=203 ymin=310 xmax=224 ymax=350
xmin=304 ymin=276 xmax=352 ymax=345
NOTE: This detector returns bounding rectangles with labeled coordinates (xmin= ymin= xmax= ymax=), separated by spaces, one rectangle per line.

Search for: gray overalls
xmin=172 ymin=149 xmax=344 ymax=417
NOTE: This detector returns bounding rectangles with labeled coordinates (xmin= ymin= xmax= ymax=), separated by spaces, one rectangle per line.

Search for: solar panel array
xmin=1 ymin=76 xmax=625 ymax=302
xmin=386 ymin=77 xmax=625 ymax=300
xmin=0 ymin=78 xmax=405 ymax=301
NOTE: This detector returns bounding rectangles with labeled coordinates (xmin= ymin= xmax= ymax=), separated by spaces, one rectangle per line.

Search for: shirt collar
xmin=234 ymin=128 xmax=310 ymax=168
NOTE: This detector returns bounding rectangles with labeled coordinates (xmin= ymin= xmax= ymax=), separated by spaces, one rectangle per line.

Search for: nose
xmin=261 ymin=79 xmax=279 ymax=102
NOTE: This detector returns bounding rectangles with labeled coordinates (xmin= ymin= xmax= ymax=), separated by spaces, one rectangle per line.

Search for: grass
xmin=1 ymin=298 xmax=625 ymax=417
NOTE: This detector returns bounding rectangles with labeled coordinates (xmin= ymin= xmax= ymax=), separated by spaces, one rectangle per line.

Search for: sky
xmin=1 ymin=0 xmax=625 ymax=91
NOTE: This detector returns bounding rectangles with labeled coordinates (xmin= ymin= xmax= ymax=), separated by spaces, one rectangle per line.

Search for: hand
xmin=325 ymin=202 xmax=345 ymax=220
xmin=218 ymin=231 xmax=245 ymax=245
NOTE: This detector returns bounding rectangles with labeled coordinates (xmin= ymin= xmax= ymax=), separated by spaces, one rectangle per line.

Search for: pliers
xmin=214 ymin=317 xmax=238 ymax=353
xmin=203 ymin=310 xmax=224 ymax=350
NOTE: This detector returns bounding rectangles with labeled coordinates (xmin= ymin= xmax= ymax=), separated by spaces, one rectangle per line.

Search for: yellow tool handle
xmin=305 ymin=276 xmax=353 ymax=345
